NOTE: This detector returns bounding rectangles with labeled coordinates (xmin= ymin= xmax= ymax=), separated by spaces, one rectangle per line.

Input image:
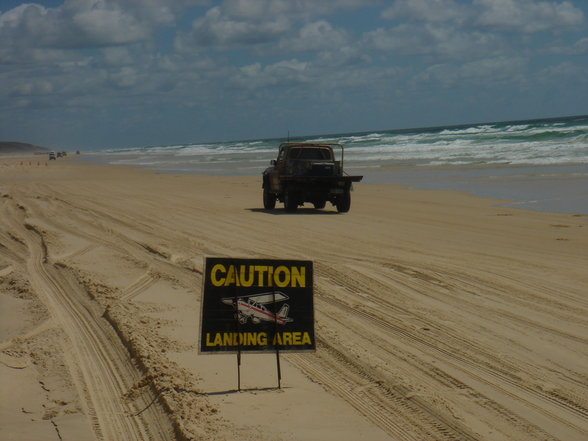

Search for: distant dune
xmin=0 ymin=141 xmax=50 ymax=155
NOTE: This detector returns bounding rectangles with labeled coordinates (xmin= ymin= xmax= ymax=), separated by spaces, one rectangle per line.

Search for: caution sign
xmin=199 ymin=258 xmax=314 ymax=353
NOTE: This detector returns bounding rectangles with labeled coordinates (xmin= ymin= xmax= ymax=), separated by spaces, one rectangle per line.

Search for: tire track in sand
xmin=319 ymin=294 xmax=587 ymax=434
xmin=16 ymin=215 xmax=175 ymax=440
xmin=288 ymin=339 xmax=480 ymax=441
xmin=312 ymin=263 xmax=588 ymax=440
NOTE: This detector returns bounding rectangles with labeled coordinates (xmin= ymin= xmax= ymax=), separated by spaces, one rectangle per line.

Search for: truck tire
xmin=284 ymin=188 xmax=298 ymax=212
xmin=263 ymin=187 xmax=276 ymax=209
xmin=336 ymin=190 xmax=351 ymax=213
xmin=313 ymin=200 xmax=326 ymax=209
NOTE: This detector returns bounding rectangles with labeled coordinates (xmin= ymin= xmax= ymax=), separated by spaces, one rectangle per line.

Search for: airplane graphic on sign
xmin=221 ymin=292 xmax=293 ymax=325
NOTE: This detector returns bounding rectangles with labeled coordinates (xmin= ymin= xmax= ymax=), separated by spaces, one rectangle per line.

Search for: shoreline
xmin=4 ymin=152 xmax=588 ymax=215
xmin=71 ymin=153 xmax=588 ymax=215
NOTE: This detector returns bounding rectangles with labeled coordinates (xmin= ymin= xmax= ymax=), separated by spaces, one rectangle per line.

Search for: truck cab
xmin=262 ymin=142 xmax=362 ymax=212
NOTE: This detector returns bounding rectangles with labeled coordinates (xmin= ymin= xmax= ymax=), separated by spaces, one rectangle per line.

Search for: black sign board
xmin=200 ymin=257 xmax=315 ymax=353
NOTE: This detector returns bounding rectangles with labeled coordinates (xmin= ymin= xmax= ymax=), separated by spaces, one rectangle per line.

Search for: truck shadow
xmin=248 ymin=208 xmax=341 ymax=215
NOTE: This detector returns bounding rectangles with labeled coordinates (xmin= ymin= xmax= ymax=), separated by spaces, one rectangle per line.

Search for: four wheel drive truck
xmin=262 ymin=142 xmax=363 ymax=213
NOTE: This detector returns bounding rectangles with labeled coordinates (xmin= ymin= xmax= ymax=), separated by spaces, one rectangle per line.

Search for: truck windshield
xmin=289 ymin=148 xmax=330 ymax=160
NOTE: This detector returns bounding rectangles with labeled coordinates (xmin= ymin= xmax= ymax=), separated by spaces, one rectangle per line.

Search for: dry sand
xmin=1 ymin=155 xmax=587 ymax=441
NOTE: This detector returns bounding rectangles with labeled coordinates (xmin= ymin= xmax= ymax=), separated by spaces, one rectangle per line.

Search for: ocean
xmin=84 ymin=115 xmax=588 ymax=214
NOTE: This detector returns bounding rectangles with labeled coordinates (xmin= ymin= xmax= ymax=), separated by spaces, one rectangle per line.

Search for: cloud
xmin=1 ymin=3 xmax=140 ymax=50
xmin=279 ymin=20 xmax=349 ymax=52
xmin=108 ymin=66 xmax=139 ymax=89
xmin=69 ymin=7 xmax=152 ymax=46
xmin=383 ymin=0 xmax=584 ymax=32
xmin=176 ymin=0 xmax=367 ymax=51
xmin=364 ymin=23 xmax=505 ymax=60
xmin=9 ymin=79 xmax=54 ymax=96
xmin=382 ymin=0 xmax=465 ymax=23
xmin=220 ymin=0 xmax=368 ymax=21
xmin=371 ymin=0 xmax=584 ymax=60
xmin=413 ymin=56 xmax=527 ymax=88
xmin=232 ymin=59 xmax=311 ymax=89
xmin=100 ymin=46 xmax=134 ymax=66
xmin=474 ymin=0 xmax=583 ymax=33
xmin=568 ymin=37 xmax=588 ymax=55
xmin=314 ymin=45 xmax=371 ymax=68
xmin=0 ymin=0 xmax=209 ymax=63
xmin=178 ymin=5 xmax=290 ymax=49
xmin=536 ymin=61 xmax=588 ymax=83
xmin=546 ymin=36 xmax=588 ymax=55
xmin=458 ymin=56 xmax=527 ymax=83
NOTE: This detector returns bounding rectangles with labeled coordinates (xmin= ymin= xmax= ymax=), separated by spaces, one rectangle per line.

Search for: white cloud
xmin=10 ymin=79 xmax=54 ymax=96
xmin=546 ymin=36 xmax=588 ymax=55
xmin=413 ymin=56 xmax=527 ymax=88
xmin=108 ymin=66 xmax=138 ymax=89
xmin=177 ymin=0 xmax=369 ymax=50
xmin=370 ymin=0 xmax=584 ymax=60
xmin=69 ymin=7 xmax=151 ymax=45
xmin=0 ymin=0 xmax=208 ymax=62
xmin=569 ymin=37 xmax=588 ymax=55
xmin=279 ymin=20 xmax=349 ymax=52
xmin=181 ymin=5 xmax=290 ymax=48
xmin=474 ymin=0 xmax=583 ymax=32
xmin=383 ymin=0 xmax=584 ymax=32
xmin=232 ymin=59 xmax=311 ymax=88
xmin=459 ymin=56 xmax=527 ymax=83
xmin=382 ymin=0 xmax=465 ymax=23
xmin=536 ymin=61 xmax=588 ymax=83
xmin=101 ymin=47 xmax=133 ymax=66
xmin=221 ymin=0 xmax=368 ymax=21
xmin=364 ymin=23 xmax=504 ymax=59
xmin=314 ymin=45 xmax=371 ymax=68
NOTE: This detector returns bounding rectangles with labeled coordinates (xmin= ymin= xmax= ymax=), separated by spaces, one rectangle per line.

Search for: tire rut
xmin=314 ymin=262 xmax=588 ymax=439
xmin=288 ymin=339 xmax=480 ymax=441
xmin=10 ymin=200 xmax=175 ymax=441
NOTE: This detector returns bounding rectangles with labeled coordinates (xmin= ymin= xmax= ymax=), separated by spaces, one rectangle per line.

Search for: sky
xmin=1 ymin=0 xmax=587 ymax=150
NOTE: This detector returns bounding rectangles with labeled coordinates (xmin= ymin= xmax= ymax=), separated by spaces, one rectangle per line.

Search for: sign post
xmin=200 ymin=258 xmax=315 ymax=389
xmin=272 ymin=288 xmax=282 ymax=389
xmin=231 ymin=297 xmax=243 ymax=390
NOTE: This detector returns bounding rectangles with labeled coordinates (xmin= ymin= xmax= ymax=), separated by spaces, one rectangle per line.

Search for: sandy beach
xmin=1 ymin=155 xmax=587 ymax=441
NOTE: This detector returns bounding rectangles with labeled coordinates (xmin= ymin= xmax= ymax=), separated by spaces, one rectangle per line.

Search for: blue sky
xmin=1 ymin=0 xmax=587 ymax=150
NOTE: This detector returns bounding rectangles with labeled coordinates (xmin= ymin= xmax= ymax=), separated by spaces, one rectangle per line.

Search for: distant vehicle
xmin=262 ymin=142 xmax=363 ymax=212
xmin=56 ymin=152 xmax=62 ymax=158
xmin=49 ymin=151 xmax=56 ymax=160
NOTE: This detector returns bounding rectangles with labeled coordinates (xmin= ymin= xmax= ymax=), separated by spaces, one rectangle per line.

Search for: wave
xmin=91 ymin=115 xmax=588 ymax=169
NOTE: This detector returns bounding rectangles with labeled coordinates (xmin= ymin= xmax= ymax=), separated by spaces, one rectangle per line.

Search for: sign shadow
xmin=201 ymin=386 xmax=290 ymax=396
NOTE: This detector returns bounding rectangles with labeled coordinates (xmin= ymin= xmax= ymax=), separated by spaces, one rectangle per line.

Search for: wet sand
xmin=1 ymin=155 xmax=587 ymax=440
xmin=364 ymin=163 xmax=588 ymax=215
